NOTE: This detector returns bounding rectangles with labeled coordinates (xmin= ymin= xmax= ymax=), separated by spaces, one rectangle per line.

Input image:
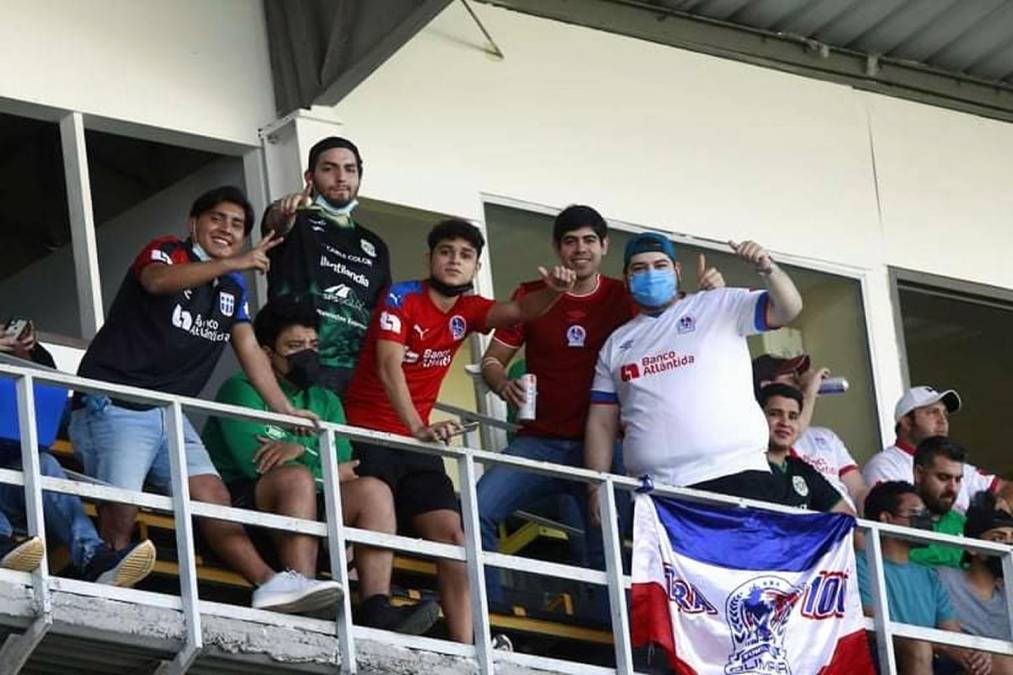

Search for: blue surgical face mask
xmin=629 ymin=268 xmax=677 ymax=309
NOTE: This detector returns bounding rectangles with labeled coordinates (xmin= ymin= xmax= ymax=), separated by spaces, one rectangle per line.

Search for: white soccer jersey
xmin=793 ymin=427 xmax=859 ymax=508
xmin=592 ymin=288 xmax=772 ymax=487
xmin=862 ymin=441 xmax=999 ymax=514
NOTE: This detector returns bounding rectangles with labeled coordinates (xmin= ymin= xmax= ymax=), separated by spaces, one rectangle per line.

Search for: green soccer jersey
xmin=265 ymin=211 xmax=391 ymax=370
xmin=910 ymin=509 xmax=966 ymax=569
xmin=202 ymin=372 xmax=353 ymax=488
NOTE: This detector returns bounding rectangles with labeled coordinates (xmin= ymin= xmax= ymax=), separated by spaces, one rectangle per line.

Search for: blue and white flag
xmin=632 ymin=494 xmax=874 ymax=675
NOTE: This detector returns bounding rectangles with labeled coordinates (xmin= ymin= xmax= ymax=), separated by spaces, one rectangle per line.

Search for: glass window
xmin=0 ymin=113 xmax=79 ymax=338
xmin=485 ymin=202 xmax=881 ymax=462
xmin=896 ymin=274 xmax=1012 ymax=478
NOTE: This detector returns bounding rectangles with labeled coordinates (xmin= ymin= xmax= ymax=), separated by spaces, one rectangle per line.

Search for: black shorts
xmin=352 ymin=441 xmax=459 ymax=524
xmin=688 ymin=470 xmax=786 ymax=506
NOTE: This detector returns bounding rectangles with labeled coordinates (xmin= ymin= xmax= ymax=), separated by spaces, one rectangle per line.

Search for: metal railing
xmin=0 ymin=360 xmax=1011 ymax=674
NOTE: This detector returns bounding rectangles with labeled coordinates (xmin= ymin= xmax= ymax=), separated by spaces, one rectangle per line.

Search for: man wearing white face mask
xmin=584 ymin=233 xmax=803 ymax=519
xmin=262 ymin=137 xmax=392 ymax=397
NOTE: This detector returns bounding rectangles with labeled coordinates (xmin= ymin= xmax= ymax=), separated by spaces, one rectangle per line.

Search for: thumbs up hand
xmin=696 ymin=253 xmax=724 ymax=291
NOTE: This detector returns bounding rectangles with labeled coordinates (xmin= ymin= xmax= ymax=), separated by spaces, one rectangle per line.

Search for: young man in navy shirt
xmin=70 ymin=186 xmax=336 ymax=615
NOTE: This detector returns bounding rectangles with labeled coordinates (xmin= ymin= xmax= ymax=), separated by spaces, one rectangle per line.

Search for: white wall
xmin=0 ymin=0 xmax=275 ymax=146
xmin=319 ymin=2 xmax=1013 ymax=445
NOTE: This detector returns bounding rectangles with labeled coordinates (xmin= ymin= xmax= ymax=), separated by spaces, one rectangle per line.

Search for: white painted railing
xmin=0 ymin=361 xmax=1010 ymax=674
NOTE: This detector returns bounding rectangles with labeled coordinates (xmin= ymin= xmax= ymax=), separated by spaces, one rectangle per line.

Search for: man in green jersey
xmin=262 ymin=137 xmax=391 ymax=396
xmin=910 ymin=436 xmax=970 ymax=568
xmin=203 ymin=300 xmax=438 ymax=634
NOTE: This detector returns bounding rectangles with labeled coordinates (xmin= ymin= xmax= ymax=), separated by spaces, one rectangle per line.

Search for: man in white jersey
xmin=863 ymin=386 xmax=1010 ymax=514
xmin=752 ymin=353 xmax=866 ymax=511
xmin=584 ymin=233 xmax=803 ymax=519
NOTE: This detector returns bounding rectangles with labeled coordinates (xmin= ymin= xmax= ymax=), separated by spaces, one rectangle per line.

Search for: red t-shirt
xmin=493 ymin=275 xmax=636 ymax=439
xmin=344 ymin=280 xmax=495 ymax=435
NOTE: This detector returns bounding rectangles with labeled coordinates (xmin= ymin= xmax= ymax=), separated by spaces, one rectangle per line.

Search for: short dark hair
xmin=864 ymin=481 xmax=918 ymax=522
xmin=308 ymin=137 xmax=363 ymax=175
xmin=914 ymin=436 xmax=966 ymax=468
xmin=553 ymin=205 xmax=607 ymax=245
xmin=427 ymin=219 xmax=485 ymax=256
xmin=189 ymin=186 xmax=254 ymax=236
xmin=758 ymin=383 xmax=804 ymax=411
xmin=253 ymin=299 xmax=319 ymax=349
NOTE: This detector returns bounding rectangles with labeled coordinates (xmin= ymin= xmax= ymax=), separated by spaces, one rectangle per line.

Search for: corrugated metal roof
xmin=648 ymin=0 xmax=1013 ymax=83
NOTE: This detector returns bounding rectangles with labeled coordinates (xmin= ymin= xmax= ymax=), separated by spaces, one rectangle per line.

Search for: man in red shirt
xmin=342 ymin=219 xmax=575 ymax=643
xmin=477 ymin=205 xmax=724 ymax=608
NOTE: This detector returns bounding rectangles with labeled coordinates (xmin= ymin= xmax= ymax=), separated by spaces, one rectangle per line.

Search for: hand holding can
xmin=517 ymin=373 xmax=537 ymax=421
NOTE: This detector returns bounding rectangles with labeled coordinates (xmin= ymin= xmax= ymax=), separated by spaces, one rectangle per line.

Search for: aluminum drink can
xmin=517 ymin=373 xmax=537 ymax=421
xmin=818 ymin=377 xmax=849 ymax=395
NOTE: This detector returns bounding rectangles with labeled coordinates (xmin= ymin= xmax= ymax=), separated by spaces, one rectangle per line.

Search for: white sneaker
xmin=492 ymin=633 xmax=514 ymax=652
xmin=252 ymin=570 xmax=343 ymax=615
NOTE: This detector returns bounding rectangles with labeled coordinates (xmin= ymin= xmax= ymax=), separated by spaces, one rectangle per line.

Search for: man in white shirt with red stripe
xmin=753 ymin=353 xmax=866 ymax=511
xmin=585 ymin=233 xmax=803 ymax=520
xmin=863 ymin=386 xmax=1010 ymax=514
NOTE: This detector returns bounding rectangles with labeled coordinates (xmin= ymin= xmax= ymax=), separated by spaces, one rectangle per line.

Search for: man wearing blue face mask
xmin=584 ymin=233 xmax=804 ymax=519
xmin=262 ymin=137 xmax=392 ymax=397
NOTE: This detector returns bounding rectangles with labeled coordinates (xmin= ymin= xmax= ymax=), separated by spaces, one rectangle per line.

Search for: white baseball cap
xmin=894 ymin=386 xmax=961 ymax=422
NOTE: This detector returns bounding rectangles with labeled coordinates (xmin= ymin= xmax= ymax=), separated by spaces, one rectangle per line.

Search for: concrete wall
xmin=322 ymin=2 xmax=1013 ymax=448
xmin=0 ymin=0 xmax=274 ymax=146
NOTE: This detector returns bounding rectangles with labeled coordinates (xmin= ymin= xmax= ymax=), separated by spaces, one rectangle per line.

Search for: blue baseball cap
xmin=624 ymin=233 xmax=677 ymax=270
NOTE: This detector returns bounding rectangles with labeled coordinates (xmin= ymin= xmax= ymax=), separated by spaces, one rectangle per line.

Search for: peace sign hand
xmin=229 ymin=230 xmax=284 ymax=274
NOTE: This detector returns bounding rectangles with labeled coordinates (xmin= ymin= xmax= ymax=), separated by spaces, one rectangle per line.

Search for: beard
xmin=923 ymin=492 xmax=956 ymax=515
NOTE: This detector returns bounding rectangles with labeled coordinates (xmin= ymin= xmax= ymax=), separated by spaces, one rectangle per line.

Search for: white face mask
xmin=190 ymin=232 xmax=211 ymax=261
xmin=314 ymin=194 xmax=358 ymax=223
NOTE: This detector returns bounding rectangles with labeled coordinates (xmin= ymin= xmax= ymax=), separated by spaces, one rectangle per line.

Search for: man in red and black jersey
xmin=69 ymin=187 xmax=338 ymax=615
xmin=476 ymin=205 xmax=724 ymax=607
xmin=343 ymin=219 xmax=575 ymax=643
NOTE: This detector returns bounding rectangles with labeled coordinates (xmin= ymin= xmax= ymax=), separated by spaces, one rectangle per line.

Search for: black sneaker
xmin=81 ymin=540 xmax=156 ymax=587
xmin=358 ymin=594 xmax=441 ymax=635
xmin=0 ymin=536 xmax=44 ymax=572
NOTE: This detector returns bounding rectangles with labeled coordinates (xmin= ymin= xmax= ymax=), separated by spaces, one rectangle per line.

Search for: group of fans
xmin=0 ymin=135 xmax=1010 ymax=672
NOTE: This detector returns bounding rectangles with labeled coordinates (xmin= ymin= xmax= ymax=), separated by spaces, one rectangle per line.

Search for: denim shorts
xmin=68 ymin=395 xmax=219 ymax=493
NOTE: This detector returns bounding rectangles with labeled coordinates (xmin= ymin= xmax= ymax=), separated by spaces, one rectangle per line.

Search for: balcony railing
xmin=0 ymin=360 xmax=1011 ymax=674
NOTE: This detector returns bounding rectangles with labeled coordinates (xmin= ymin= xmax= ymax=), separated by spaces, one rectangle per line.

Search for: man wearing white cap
xmin=862 ymin=386 xmax=1008 ymax=514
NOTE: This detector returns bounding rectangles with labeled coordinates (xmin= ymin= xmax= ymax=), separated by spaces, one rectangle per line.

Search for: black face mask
xmin=904 ymin=510 xmax=936 ymax=549
xmin=285 ymin=349 xmax=321 ymax=390
xmin=986 ymin=556 xmax=1004 ymax=579
xmin=427 ymin=276 xmax=473 ymax=297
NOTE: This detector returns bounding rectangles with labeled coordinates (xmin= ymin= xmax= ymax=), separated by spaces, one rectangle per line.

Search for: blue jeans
xmin=69 ymin=396 xmax=218 ymax=493
xmin=0 ymin=446 xmax=105 ymax=569
xmin=477 ymin=435 xmax=628 ymax=607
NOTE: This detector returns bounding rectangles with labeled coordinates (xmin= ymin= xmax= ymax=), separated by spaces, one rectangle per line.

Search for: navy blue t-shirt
xmin=77 ymin=236 xmax=250 ymax=398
